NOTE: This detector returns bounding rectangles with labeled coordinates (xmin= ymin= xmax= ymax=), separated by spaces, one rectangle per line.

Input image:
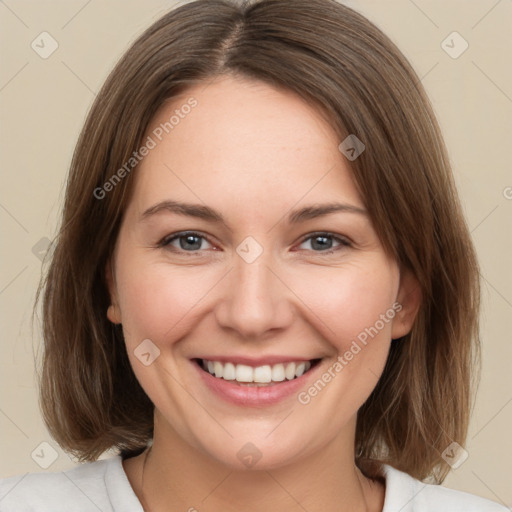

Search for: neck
xmin=124 ymin=415 xmax=384 ymax=512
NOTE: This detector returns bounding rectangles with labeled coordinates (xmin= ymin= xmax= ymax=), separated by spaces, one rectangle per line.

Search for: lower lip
xmin=193 ymin=360 xmax=319 ymax=407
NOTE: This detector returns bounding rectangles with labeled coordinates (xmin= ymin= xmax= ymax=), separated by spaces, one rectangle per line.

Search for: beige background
xmin=0 ymin=0 xmax=511 ymax=506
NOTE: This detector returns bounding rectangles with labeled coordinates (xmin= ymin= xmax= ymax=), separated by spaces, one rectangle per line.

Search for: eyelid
xmin=295 ymin=232 xmax=352 ymax=254
xmin=297 ymin=231 xmax=351 ymax=245
xmin=159 ymin=231 xmax=217 ymax=251
xmin=158 ymin=230 xmax=352 ymax=256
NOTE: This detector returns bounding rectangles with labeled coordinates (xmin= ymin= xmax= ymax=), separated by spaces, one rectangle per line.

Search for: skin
xmin=107 ymin=74 xmax=421 ymax=512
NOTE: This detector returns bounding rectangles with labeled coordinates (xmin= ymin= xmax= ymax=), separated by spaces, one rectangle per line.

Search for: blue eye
xmin=298 ymin=233 xmax=350 ymax=254
xmin=158 ymin=231 xmax=350 ymax=255
xmin=161 ymin=232 xmax=213 ymax=252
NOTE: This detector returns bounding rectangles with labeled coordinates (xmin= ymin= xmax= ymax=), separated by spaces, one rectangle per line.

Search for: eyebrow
xmin=140 ymin=200 xmax=368 ymax=226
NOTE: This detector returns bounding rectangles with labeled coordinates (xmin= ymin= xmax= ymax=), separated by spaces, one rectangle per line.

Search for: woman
xmin=0 ymin=0 xmax=507 ymax=510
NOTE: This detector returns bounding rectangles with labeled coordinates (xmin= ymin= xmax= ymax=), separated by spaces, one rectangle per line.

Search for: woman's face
xmin=107 ymin=75 xmax=419 ymax=470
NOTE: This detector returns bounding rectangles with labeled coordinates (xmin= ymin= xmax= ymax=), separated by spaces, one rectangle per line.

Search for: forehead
xmin=130 ymin=75 xmax=363 ymax=215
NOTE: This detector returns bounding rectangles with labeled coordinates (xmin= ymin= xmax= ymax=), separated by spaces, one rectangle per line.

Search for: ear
xmin=391 ymin=267 xmax=422 ymax=340
xmin=105 ymin=258 xmax=122 ymax=325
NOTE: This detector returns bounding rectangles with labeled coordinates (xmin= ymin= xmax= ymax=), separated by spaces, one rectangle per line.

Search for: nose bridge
xmin=215 ymin=241 xmax=292 ymax=338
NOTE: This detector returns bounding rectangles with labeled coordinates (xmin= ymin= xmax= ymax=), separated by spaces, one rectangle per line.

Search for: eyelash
xmin=158 ymin=231 xmax=352 ymax=256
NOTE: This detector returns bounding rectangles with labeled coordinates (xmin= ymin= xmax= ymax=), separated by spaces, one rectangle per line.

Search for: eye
xmin=157 ymin=231 xmax=350 ymax=255
xmin=297 ymin=232 xmax=351 ymax=254
xmin=159 ymin=231 xmax=214 ymax=253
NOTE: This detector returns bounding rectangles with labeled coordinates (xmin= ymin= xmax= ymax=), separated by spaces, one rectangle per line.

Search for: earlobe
xmin=107 ymin=304 xmax=121 ymax=324
xmin=105 ymin=259 xmax=122 ymax=324
xmin=391 ymin=268 xmax=422 ymax=340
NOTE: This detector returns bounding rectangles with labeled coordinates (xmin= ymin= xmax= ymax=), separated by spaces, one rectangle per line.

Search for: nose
xmin=214 ymin=247 xmax=294 ymax=340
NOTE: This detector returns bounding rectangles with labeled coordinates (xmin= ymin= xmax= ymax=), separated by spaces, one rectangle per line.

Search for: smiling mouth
xmin=193 ymin=358 xmax=321 ymax=387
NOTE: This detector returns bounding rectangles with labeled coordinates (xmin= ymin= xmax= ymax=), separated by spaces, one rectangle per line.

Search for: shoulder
xmin=382 ymin=464 xmax=509 ymax=512
xmin=0 ymin=455 xmax=142 ymax=512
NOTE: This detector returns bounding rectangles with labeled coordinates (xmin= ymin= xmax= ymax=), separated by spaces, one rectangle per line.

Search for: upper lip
xmin=193 ymin=355 xmax=319 ymax=367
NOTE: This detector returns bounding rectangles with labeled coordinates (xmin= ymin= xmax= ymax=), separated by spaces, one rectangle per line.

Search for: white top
xmin=0 ymin=455 xmax=507 ymax=511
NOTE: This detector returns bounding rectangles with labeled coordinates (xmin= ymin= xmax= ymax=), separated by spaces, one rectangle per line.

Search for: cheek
xmin=290 ymin=260 xmax=399 ymax=351
xmin=292 ymin=264 xmax=398 ymax=418
xmin=115 ymin=258 xmax=219 ymax=347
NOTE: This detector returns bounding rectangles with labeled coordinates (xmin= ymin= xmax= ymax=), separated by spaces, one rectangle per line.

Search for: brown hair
xmin=36 ymin=0 xmax=480 ymax=483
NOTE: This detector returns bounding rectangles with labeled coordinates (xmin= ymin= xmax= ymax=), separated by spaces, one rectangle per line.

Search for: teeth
xmin=254 ymin=365 xmax=272 ymax=383
xmin=295 ymin=362 xmax=306 ymax=377
xmin=271 ymin=364 xmax=286 ymax=382
xmin=201 ymin=359 xmax=314 ymax=384
xmin=235 ymin=364 xmax=253 ymax=382
xmin=214 ymin=361 xmax=224 ymax=378
xmin=285 ymin=362 xmax=295 ymax=380
xmin=223 ymin=362 xmax=236 ymax=380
